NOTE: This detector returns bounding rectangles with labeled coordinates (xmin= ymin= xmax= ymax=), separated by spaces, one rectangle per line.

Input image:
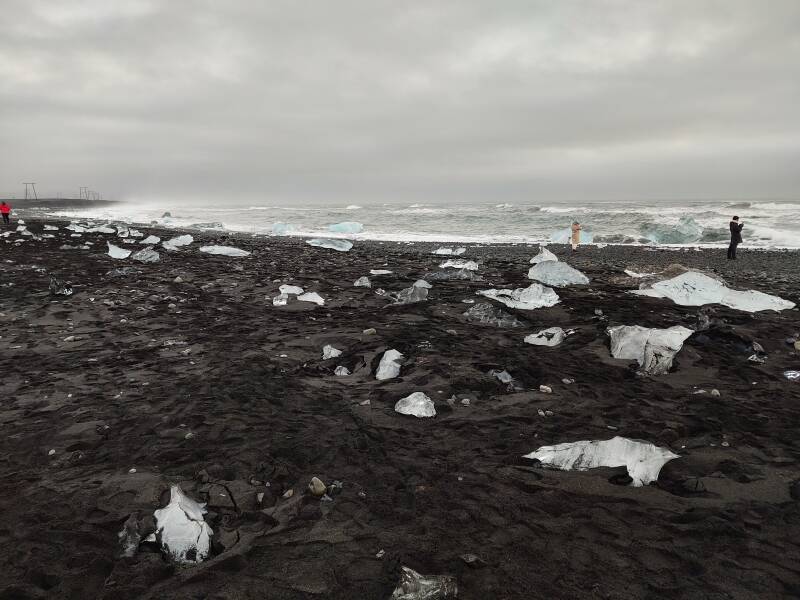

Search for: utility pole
xmin=23 ymin=182 xmax=38 ymax=200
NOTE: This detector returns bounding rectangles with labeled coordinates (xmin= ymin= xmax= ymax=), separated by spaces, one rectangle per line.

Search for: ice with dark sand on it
xmin=2 ymin=217 xmax=800 ymax=599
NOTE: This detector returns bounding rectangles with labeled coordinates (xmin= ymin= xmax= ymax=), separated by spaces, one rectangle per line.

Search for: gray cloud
xmin=1 ymin=0 xmax=798 ymax=202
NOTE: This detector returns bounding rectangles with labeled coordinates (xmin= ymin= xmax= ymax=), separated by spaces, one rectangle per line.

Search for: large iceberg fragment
xmin=523 ymin=436 xmax=679 ymax=486
xmin=394 ymin=392 xmax=436 ymax=418
xmin=271 ymin=222 xmax=296 ymax=235
xmin=354 ymin=276 xmax=371 ymax=288
xmin=463 ymin=303 xmax=524 ymax=328
xmin=153 ymin=485 xmax=213 ymax=563
xmin=307 ymin=238 xmax=353 ymax=252
xmin=87 ymin=225 xmax=115 ymax=234
xmin=524 ymin=327 xmax=569 ymax=346
xmin=433 ymin=247 xmax=466 ymax=255
xmin=607 ymin=324 xmax=693 ymax=375
xmin=162 ymin=235 xmax=193 ymax=251
xmin=328 ymin=221 xmax=363 ymax=234
xmin=631 ymin=271 xmax=795 ymax=313
xmin=132 ymin=248 xmax=160 ymax=263
xmin=477 ymin=283 xmax=559 ymax=310
xmin=107 ymin=242 xmax=132 ymax=259
xmin=199 ymin=245 xmax=251 ymax=257
xmin=528 ymin=261 xmax=589 ymax=286
xmin=530 ymin=247 xmax=558 ymax=264
xmin=376 ymin=349 xmax=404 ymax=380
xmin=391 ymin=566 xmax=457 ymax=599
xmin=439 ymin=259 xmax=479 ymax=271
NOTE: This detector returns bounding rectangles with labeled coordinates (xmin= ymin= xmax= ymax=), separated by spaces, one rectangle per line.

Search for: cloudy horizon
xmin=1 ymin=0 xmax=799 ymax=204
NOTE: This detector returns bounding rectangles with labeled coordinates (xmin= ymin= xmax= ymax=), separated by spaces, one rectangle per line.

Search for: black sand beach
xmin=2 ymin=218 xmax=800 ymax=599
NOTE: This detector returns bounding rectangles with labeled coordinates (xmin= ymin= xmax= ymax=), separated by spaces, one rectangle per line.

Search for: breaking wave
xmin=639 ymin=216 xmax=704 ymax=244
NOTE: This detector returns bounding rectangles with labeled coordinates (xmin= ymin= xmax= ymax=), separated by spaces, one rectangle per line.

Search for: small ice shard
xmin=477 ymin=283 xmax=559 ymax=310
xmin=631 ymin=271 xmax=795 ymax=312
xmin=117 ymin=513 xmax=141 ymax=558
xmin=153 ymin=485 xmax=212 ymax=564
xmin=334 ymin=366 xmax=351 ymax=376
xmin=298 ymin=291 xmax=324 ymax=305
xmin=140 ymin=235 xmax=161 ymax=244
xmin=116 ymin=226 xmax=130 ymax=237
xmin=784 ymin=370 xmax=800 ymax=381
xmin=132 ymin=248 xmax=160 ymax=263
xmin=440 ymin=259 xmax=479 ymax=271
xmin=491 ymin=369 xmax=514 ymax=384
xmin=391 ymin=566 xmax=457 ymax=600
xmin=49 ymin=274 xmax=73 ymax=296
xmin=107 ymin=242 xmax=132 ymax=259
xmin=128 ymin=229 xmax=143 ymax=238
xmin=328 ymin=221 xmax=363 ymax=234
xmin=528 ymin=261 xmax=589 ymax=286
xmin=376 ymin=349 xmax=404 ymax=380
xmin=272 ymin=284 xmax=304 ymax=306
xmin=271 ymin=222 xmax=296 ymax=235
xmin=87 ymin=225 xmax=116 ymax=234
xmin=43 ymin=224 xmax=59 ymax=231
xmin=607 ymin=324 xmax=693 ymax=375
xmin=307 ymin=238 xmax=353 ymax=252
xmin=463 ymin=302 xmax=524 ymax=328
xmin=530 ymin=246 xmax=558 ymax=264
xmin=624 ymin=269 xmax=654 ymax=278
xmin=523 ymin=436 xmax=680 ymax=487
xmin=162 ymin=235 xmax=193 ymax=251
xmin=370 ymin=269 xmax=393 ymax=275
xmin=322 ymin=344 xmax=343 ymax=360
xmin=354 ymin=276 xmax=371 ymax=287
xmin=393 ymin=284 xmax=428 ymax=305
xmin=394 ymin=392 xmax=436 ymax=418
xmin=199 ymin=245 xmax=251 ymax=257
xmin=433 ymin=247 xmax=466 ymax=255
xmin=524 ymin=327 xmax=568 ymax=347
xmin=16 ymin=225 xmax=27 ymax=233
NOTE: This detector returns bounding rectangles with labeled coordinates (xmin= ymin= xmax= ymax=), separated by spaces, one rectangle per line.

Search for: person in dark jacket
xmin=728 ymin=215 xmax=743 ymax=260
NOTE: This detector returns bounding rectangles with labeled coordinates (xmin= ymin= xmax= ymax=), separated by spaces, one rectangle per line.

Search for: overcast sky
xmin=1 ymin=0 xmax=798 ymax=203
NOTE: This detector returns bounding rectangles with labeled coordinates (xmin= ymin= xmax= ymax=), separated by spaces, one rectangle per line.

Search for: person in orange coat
xmin=570 ymin=221 xmax=581 ymax=251
xmin=0 ymin=202 xmax=10 ymax=226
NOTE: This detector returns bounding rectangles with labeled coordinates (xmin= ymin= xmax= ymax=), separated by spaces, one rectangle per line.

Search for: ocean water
xmin=42 ymin=199 xmax=800 ymax=248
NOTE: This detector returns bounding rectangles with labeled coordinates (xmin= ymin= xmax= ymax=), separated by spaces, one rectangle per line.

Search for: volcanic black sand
xmin=2 ymin=218 xmax=800 ymax=599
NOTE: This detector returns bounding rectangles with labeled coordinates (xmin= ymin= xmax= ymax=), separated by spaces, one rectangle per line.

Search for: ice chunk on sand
xmin=523 ymin=436 xmax=679 ymax=486
xmin=376 ymin=349 xmax=404 ymax=380
xmin=162 ymin=235 xmax=193 ymax=250
xmin=328 ymin=221 xmax=363 ymax=234
xmin=117 ymin=514 xmax=141 ymax=558
xmin=132 ymin=248 xmax=160 ymax=263
xmin=391 ymin=565 xmax=457 ymax=599
xmin=440 ymin=259 xmax=479 ymax=271
xmin=394 ymin=392 xmax=436 ymax=418
xmin=624 ymin=269 xmax=654 ymax=278
xmin=370 ymin=269 xmax=393 ymax=275
xmin=524 ymin=327 xmax=568 ymax=347
xmin=298 ymin=291 xmax=324 ymax=305
xmin=528 ymin=261 xmax=589 ymax=286
xmin=271 ymin=222 xmax=296 ymax=235
xmin=65 ymin=223 xmax=86 ymax=232
xmin=322 ymin=345 xmax=343 ymax=360
xmin=307 ymin=238 xmax=353 ymax=252
xmin=107 ymin=242 xmax=131 ymax=259
xmin=607 ymin=324 xmax=693 ymax=375
xmin=393 ymin=283 xmax=429 ymax=305
xmin=43 ymin=224 xmax=59 ymax=231
xmin=49 ymin=275 xmax=73 ymax=296
xmin=433 ymin=247 xmax=466 ymax=255
xmin=530 ymin=246 xmax=558 ymax=264
xmin=87 ymin=225 xmax=115 ymax=234
xmin=354 ymin=276 xmax=371 ymax=288
xmin=272 ymin=284 xmax=304 ymax=306
xmin=631 ymin=271 xmax=795 ymax=313
xmin=199 ymin=245 xmax=251 ymax=257
xmin=477 ymin=283 xmax=559 ymax=310
xmin=153 ymin=485 xmax=213 ymax=563
xmin=412 ymin=279 xmax=432 ymax=289
xmin=463 ymin=302 xmax=524 ymax=328
xmin=279 ymin=285 xmax=304 ymax=295
xmin=140 ymin=235 xmax=161 ymax=244
xmin=334 ymin=366 xmax=351 ymax=376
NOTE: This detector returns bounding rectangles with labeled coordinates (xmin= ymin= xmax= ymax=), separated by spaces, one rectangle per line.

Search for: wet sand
xmin=2 ymin=218 xmax=800 ymax=599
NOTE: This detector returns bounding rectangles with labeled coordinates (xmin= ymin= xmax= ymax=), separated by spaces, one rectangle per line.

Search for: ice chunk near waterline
xmin=607 ymin=325 xmax=693 ymax=375
xmin=440 ymin=259 xmax=479 ymax=271
xmin=140 ymin=235 xmax=161 ymax=245
xmin=162 ymin=235 xmax=193 ymax=251
xmin=477 ymin=283 xmax=559 ymax=310
xmin=328 ymin=221 xmax=363 ymax=234
xmin=132 ymin=248 xmax=160 ymax=263
xmin=523 ymin=436 xmax=679 ymax=487
xmin=391 ymin=566 xmax=457 ymax=599
xmin=153 ymin=485 xmax=213 ymax=563
xmin=433 ymin=247 xmax=466 ymax=255
xmin=354 ymin=276 xmax=371 ymax=288
xmin=394 ymin=392 xmax=436 ymax=418
xmin=528 ymin=261 xmax=589 ymax=286
xmin=322 ymin=345 xmax=343 ymax=360
xmin=297 ymin=291 xmax=324 ymax=305
xmin=107 ymin=242 xmax=132 ymax=259
xmin=199 ymin=245 xmax=251 ymax=257
xmin=631 ymin=271 xmax=795 ymax=313
xmin=271 ymin=222 xmax=296 ymax=235
xmin=376 ymin=349 xmax=404 ymax=380
xmin=307 ymin=238 xmax=353 ymax=252
xmin=463 ymin=302 xmax=524 ymax=328
xmin=524 ymin=327 xmax=571 ymax=347
xmin=530 ymin=247 xmax=558 ymax=264
xmin=550 ymin=228 xmax=593 ymax=244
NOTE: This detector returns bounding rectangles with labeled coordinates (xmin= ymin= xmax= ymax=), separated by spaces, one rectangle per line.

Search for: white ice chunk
xmin=393 ymin=284 xmax=428 ymax=304
xmin=140 ymin=235 xmax=161 ymax=244
xmin=528 ymin=261 xmax=589 ymax=286
xmin=394 ymin=392 xmax=436 ymax=418
xmin=199 ymin=245 xmax=251 ymax=257
xmin=412 ymin=279 xmax=432 ymax=289
xmin=153 ymin=485 xmax=213 ymax=563
xmin=272 ymin=222 xmax=296 ymax=235
xmin=477 ymin=283 xmax=560 ymax=310
xmin=298 ymin=291 xmax=324 ymax=305
xmin=391 ymin=566 xmax=457 ymax=599
xmin=132 ymin=248 xmax=160 ymax=263
xmin=523 ymin=436 xmax=679 ymax=486
xmin=440 ymin=259 xmax=479 ymax=271
xmin=524 ymin=327 xmax=567 ymax=347
xmin=607 ymin=324 xmax=693 ymax=375
xmin=376 ymin=349 xmax=404 ymax=380
xmin=162 ymin=235 xmax=194 ymax=250
xmin=624 ymin=269 xmax=654 ymax=278
xmin=87 ymin=225 xmax=115 ymax=234
xmin=65 ymin=223 xmax=86 ymax=232
xmin=322 ymin=344 xmax=343 ymax=360
xmin=433 ymin=247 xmax=466 ymax=255
xmin=530 ymin=247 xmax=558 ymax=264
xmin=354 ymin=276 xmax=372 ymax=287
xmin=43 ymin=224 xmax=59 ymax=231
xmin=280 ymin=285 xmax=304 ymax=295
xmin=328 ymin=221 xmax=363 ymax=234
xmin=631 ymin=271 xmax=795 ymax=312
xmin=107 ymin=242 xmax=132 ymax=259
xmin=370 ymin=269 xmax=393 ymax=275
xmin=334 ymin=366 xmax=351 ymax=376
xmin=307 ymin=238 xmax=353 ymax=252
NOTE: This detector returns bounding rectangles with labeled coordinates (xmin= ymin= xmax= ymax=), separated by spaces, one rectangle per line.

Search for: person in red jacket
xmin=0 ymin=202 xmax=10 ymax=226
